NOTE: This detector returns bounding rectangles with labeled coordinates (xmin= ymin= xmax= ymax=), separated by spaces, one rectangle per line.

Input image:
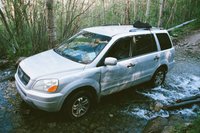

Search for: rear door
xmin=156 ymin=33 xmax=175 ymax=69
xmin=130 ymin=34 xmax=159 ymax=84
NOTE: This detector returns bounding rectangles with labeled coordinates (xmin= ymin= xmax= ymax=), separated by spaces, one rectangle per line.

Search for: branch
xmin=63 ymin=1 xmax=94 ymax=37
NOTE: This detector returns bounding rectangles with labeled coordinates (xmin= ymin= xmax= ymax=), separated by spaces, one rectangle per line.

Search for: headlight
xmin=32 ymin=79 xmax=58 ymax=93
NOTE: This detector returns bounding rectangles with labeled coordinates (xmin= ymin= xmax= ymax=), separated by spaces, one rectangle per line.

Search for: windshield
xmin=54 ymin=31 xmax=111 ymax=64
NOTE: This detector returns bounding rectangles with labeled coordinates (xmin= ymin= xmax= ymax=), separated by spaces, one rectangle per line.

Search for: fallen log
xmin=163 ymin=98 xmax=200 ymax=110
xmin=167 ymin=19 xmax=197 ymax=32
xmin=176 ymin=94 xmax=200 ymax=103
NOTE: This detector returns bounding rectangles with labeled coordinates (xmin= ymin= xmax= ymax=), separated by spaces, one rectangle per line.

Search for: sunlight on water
xmin=123 ymin=74 xmax=200 ymax=120
xmin=143 ymin=75 xmax=200 ymax=104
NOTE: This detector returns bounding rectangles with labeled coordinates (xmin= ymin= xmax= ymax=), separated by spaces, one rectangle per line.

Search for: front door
xmin=100 ymin=36 xmax=135 ymax=95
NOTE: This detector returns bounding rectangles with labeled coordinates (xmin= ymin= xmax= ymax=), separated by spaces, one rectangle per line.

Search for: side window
xmin=107 ymin=37 xmax=131 ymax=60
xmin=132 ymin=34 xmax=157 ymax=56
xmin=156 ymin=33 xmax=172 ymax=50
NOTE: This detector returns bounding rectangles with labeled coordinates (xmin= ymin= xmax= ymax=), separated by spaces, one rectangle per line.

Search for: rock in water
xmin=143 ymin=117 xmax=168 ymax=133
xmin=150 ymin=101 xmax=164 ymax=112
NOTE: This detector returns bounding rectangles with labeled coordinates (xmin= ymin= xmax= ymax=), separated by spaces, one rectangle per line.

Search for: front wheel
xmin=151 ymin=68 xmax=166 ymax=87
xmin=62 ymin=91 xmax=93 ymax=119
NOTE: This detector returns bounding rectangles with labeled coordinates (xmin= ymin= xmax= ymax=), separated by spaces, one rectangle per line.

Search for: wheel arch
xmin=60 ymin=85 xmax=99 ymax=111
xmin=157 ymin=64 xmax=168 ymax=72
xmin=65 ymin=86 xmax=98 ymax=102
xmin=150 ymin=64 xmax=168 ymax=87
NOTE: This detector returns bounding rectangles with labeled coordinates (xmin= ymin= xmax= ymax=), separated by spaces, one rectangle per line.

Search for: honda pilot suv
xmin=15 ymin=24 xmax=175 ymax=119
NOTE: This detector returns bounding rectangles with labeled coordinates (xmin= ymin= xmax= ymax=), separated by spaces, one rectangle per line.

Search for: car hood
xmin=19 ymin=49 xmax=85 ymax=79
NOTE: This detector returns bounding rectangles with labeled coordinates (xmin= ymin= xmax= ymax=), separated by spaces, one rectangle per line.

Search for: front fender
xmin=57 ymin=78 xmax=100 ymax=110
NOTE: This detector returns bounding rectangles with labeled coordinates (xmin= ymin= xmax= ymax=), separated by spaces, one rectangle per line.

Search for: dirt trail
xmin=175 ymin=30 xmax=200 ymax=57
xmin=180 ymin=30 xmax=200 ymax=44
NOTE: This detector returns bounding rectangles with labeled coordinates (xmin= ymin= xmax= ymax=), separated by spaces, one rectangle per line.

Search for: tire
xmin=62 ymin=90 xmax=93 ymax=119
xmin=151 ymin=68 xmax=166 ymax=87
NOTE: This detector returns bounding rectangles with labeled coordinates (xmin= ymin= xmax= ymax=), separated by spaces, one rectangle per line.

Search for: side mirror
xmin=104 ymin=57 xmax=117 ymax=66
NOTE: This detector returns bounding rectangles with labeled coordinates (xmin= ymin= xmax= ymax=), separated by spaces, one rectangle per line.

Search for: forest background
xmin=0 ymin=0 xmax=200 ymax=60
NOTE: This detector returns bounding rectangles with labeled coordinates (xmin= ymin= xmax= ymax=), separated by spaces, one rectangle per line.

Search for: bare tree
xmin=158 ymin=0 xmax=165 ymax=27
xmin=46 ymin=0 xmax=57 ymax=48
xmin=63 ymin=0 xmax=94 ymax=38
xmin=102 ymin=0 xmax=105 ymax=24
xmin=133 ymin=0 xmax=137 ymax=20
xmin=166 ymin=0 xmax=177 ymax=27
xmin=145 ymin=0 xmax=151 ymax=22
xmin=124 ymin=0 xmax=130 ymax=24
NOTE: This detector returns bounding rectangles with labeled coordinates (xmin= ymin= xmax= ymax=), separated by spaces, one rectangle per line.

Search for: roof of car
xmin=83 ymin=25 xmax=164 ymax=37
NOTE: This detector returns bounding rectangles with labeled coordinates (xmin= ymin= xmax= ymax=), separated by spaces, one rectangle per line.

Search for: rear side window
xmin=156 ymin=33 xmax=172 ymax=50
xmin=132 ymin=34 xmax=157 ymax=57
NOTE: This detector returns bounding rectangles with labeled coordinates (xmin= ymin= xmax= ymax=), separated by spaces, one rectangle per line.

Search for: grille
xmin=17 ymin=67 xmax=30 ymax=85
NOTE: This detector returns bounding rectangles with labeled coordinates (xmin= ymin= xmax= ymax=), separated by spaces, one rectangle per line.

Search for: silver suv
xmin=15 ymin=25 xmax=175 ymax=119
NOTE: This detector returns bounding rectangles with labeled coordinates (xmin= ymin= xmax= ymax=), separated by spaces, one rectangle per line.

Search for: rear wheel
xmin=62 ymin=90 xmax=93 ymax=119
xmin=151 ymin=68 xmax=166 ymax=87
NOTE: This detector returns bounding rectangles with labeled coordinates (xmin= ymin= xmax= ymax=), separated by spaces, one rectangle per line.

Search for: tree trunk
xmin=46 ymin=0 xmax=56 ymax=48
xmin=60 ymin=0 xmax=64 ymax=37
xmin=145 ymin=0 xmax=151 ymax=22
xmin=166 ymin=0 xmax=177 ymax=27
xmin=0 ymin=0 xmax=2 ymax=9
xmin=124 ymin=0 xmax=130 ymax=24
xmin=133 ymin=0 xmax=137 ymax=21
xmin=102 ymin=0 xmax=105 ymax=24
xmin=157 ymin=0 xmax=165 ymax=27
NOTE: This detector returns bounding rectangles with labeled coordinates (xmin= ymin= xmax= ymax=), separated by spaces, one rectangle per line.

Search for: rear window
xmin=156 ymin=33 xmax=172 ymax=50
xmin=132 ymin=34 xmax=157 ymax=56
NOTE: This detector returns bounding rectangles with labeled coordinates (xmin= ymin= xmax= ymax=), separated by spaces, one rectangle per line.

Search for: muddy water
xmin=0 ymin=46 xmax=200 ymax=133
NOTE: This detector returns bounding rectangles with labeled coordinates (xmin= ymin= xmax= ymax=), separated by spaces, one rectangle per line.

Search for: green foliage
xmin=0 ymin=0 xmax=49 ymax=60
xmin=172 ymin=123 xmax=187 ymax=133
xmin=0 ymin=0 xmax=200 ymax=61
xmin=174 ymin=115 xmax=200 ymax=133
xmin=187 ymin=115 xmax=200 ymax=133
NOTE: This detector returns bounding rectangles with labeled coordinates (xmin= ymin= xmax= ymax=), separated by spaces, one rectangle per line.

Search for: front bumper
xmin=15 ymin=74 xmax=63 ymax=112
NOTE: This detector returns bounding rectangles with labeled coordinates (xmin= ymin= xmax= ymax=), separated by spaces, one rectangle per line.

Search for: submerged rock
xmin=150 ymin=101 xmax=164 ymax=112
xmin=109 ymin=113 xmax=114 ymax=118
xmin=143 ymin=117 xmax=168 ymax=133
xmin=143 ymin=115 xmax=187 ymax=133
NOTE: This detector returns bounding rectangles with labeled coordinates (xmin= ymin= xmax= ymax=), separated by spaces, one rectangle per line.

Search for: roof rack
xmin=102 ymin=23 xmax=121 ymax=26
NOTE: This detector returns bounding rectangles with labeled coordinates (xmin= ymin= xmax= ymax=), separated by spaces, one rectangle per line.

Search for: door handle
xmin=127 ymin=63 xmax=135 ymax=68
xmin=154 ymin=56 xmax=160 ymax=61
